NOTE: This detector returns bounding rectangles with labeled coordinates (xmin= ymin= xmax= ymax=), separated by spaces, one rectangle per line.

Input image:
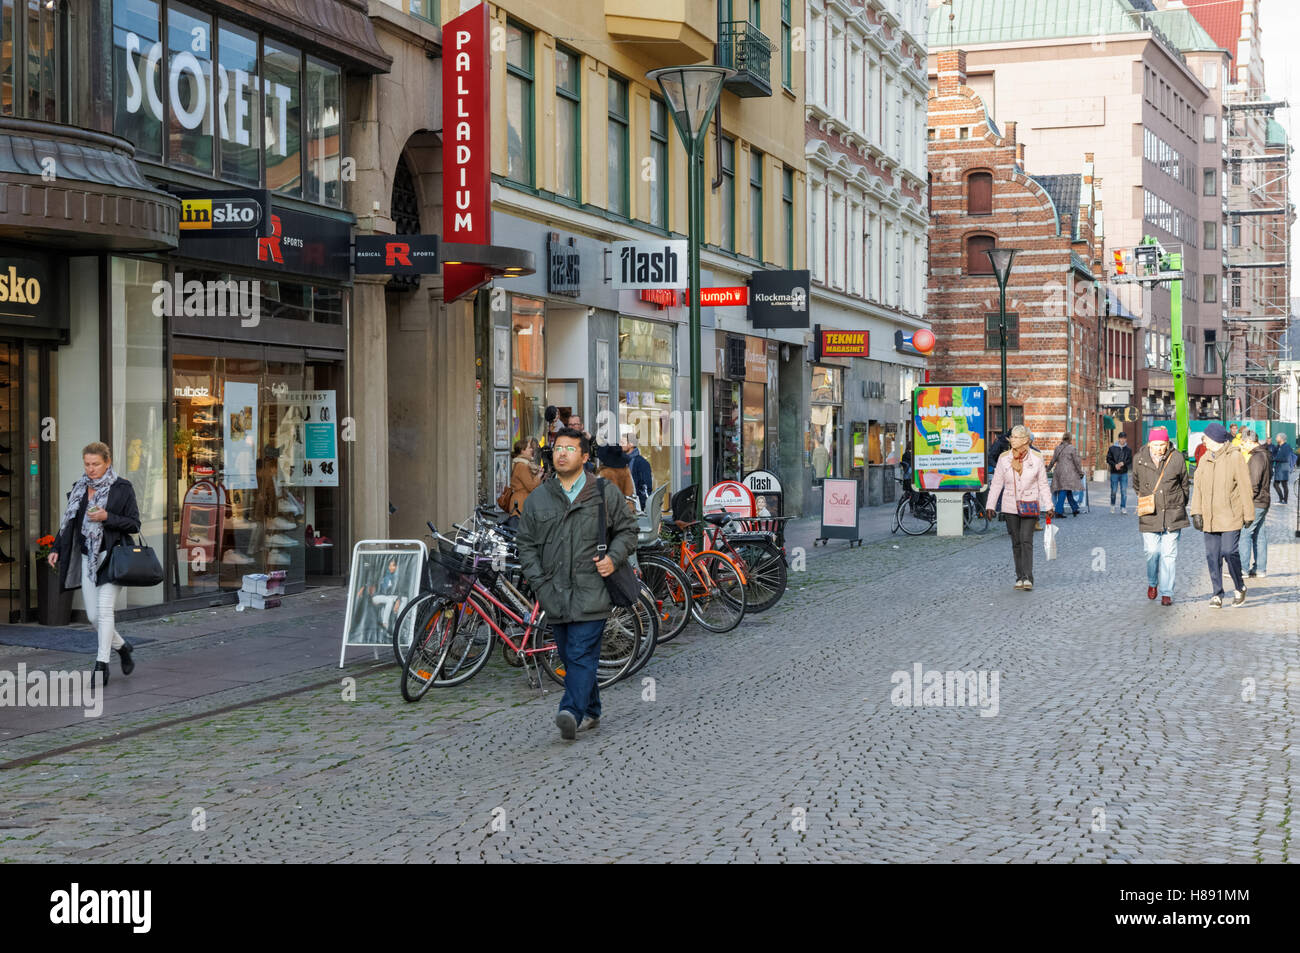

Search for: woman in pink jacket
xmin=985 ymin=425 xmax=1054 ymax=590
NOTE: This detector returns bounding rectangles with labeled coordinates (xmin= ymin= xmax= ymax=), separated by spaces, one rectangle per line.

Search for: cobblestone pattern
xmin=0 ymin=503 xmax=1295 ymax=862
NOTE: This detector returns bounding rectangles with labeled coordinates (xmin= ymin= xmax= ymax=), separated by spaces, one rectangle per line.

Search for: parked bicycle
xmin=893 ymin=479 xmax=989 ymax=535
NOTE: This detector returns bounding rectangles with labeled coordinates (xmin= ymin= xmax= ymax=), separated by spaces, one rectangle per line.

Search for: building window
xmin=219 ymin=22 xmax=262 ymax=186
xmin=750 ymin=150 xmax=764 ymax=261
xmin=264 ymin=37 xmax=301 ymax=196
xmin=505 ymin=21 xmax=534 ymax=187
xmin=3 ymin=0 xmax=60 ymax=121
xmin=984 ymin=313 xmax=1019 ymax=350
xmin=1231 ymin=224 xmax=1241 ymax=246
xmin=781 ymin=0 xmax=792 ymax=91
xmin=966 ymin=234 xmax=995 ymax=275
xmin=1203 ymin=114 xmax=1216 ymax=142
xmin=304 ymin=58 xmax=342 ymax=206
xmin=555 ymin=47 xmax=581 ymax=201
xmin=782 ymin=166 xmax=794 ymax=268
xmin=608 ymin=74 xmax=629 ymax=216
xmin=958 ymin=126 xmax=969 ymax=139
xmin=649 ymin=96 xmax=668 ymax=228
xmin=1231 ymin=149 xmax=1241 ymax=185
xmin=1203 ymin=168 xmax=1216 ymax=196
xmin=1203 ymin=220 xmax=1217 ymax=249
xmin=1230 ymin=271 xmax=1242 ymax=309
xmin=1203 ymin=274 xmax=1217 ymax=303
xmin=967 ymin=171 xmax=993 ymax=215
xmin=170 ymin=4 xmax=215 ymax=175
xmin=720 ymin=135 xmax=735 ymax=251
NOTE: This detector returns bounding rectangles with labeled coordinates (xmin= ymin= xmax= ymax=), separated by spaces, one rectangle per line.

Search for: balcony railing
xmin=716 ymin=20 xmax=772 ymax=98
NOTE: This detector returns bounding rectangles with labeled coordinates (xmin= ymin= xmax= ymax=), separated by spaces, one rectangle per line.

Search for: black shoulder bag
xmin=594 ymin=478 xmax=641 ymax=607
xmin=107 ymin=533 xmax=165 ymax=587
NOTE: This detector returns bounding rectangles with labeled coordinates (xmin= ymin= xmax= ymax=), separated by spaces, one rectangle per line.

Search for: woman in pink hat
xmin=1131 ymin=427 xmax=1189 ymax=606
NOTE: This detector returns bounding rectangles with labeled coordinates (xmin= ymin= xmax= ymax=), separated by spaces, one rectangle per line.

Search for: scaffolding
xmin=1222 ymin=86 xmax=1294 ymax=420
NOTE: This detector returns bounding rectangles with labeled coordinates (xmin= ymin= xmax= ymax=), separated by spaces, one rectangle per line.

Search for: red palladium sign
xmin=638 ymin=287 xmax=749 ymax=309
xmin=442 ymin=3 xmax=491 ymax=303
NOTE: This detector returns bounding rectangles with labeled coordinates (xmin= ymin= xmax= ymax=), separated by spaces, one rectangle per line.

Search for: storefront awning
xmin=1102 ymin=415 xmax=1117 ymax=430
xmin=217 ymin=0 xmax=392 ymax=73
xmin=0 ymin=119 xmax=179 ymax=251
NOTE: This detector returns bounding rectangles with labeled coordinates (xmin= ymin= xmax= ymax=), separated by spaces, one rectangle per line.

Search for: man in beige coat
xmin=1187 ymin=423 xmax=1255 ymax=607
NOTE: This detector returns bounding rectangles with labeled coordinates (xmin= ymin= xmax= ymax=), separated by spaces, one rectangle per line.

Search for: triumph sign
xmin=748 ymin=269 xmax=811 ymax=329
xmin=611 ymin=241 xmax=687 ymax=289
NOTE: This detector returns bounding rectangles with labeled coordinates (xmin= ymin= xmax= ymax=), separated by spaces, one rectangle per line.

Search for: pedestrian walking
xmin=516 ymin=427 xmax=638 ymax=740
xmin=503 ymin=438 xmax=543 ymax=516
xmin=1238 ymin=428 xmax=1272 ymax=578
xmin=1131 ymin=427 xmax=1188 ymax=606
xmin=1187 ymin=423 xmax=1255 ymax=608
xmin=1106 ymin=432 xmax=1133 ymax=513
xmin=1050 ymin=433 xmax=1085 ymax=518
xmin=985 ymin=425 xmax=1053 ymax=591
xmin=565 ymin=414 xmax=597 ymax=474
xmin=621 ymin=428 xmax=653 ymax=511
xmin=1271 ymin=433 xmax=1294 ymax=503
xmin=48 ymin=442 xmax=142 ymax=687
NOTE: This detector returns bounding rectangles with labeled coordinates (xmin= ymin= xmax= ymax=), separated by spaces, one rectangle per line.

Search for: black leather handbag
xmin=106 ymin=534 xmax=165 ymax=587
xmin=594 ymin=479 xmax=641 ymax=608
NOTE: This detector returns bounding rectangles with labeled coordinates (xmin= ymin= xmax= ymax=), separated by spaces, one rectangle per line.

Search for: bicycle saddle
xmin=703 ymin=512 xmax=734 ymax=527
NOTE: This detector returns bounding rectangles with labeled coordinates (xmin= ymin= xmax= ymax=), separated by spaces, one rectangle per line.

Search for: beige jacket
xmin=1188 ymin=446 xmax=1254 ymax=533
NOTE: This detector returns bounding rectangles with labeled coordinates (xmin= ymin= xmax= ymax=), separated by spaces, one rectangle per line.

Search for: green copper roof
xmin=1267 ymin=118 xmax=1288 ymax=147
xmin=1145 ymin=8 xmax=1226 ymax=54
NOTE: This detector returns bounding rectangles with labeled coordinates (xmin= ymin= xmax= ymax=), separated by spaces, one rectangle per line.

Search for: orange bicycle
xmin=651 ymin=487 xmax=748 ymax=633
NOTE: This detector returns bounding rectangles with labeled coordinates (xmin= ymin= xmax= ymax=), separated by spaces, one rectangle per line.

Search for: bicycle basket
xmin=427 ymin=548 xmax=477 ymax=600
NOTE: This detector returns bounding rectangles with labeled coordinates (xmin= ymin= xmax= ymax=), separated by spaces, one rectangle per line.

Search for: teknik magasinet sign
xmin=442 ymin=2 xmax=491 ymax=302
xmin=610 ymin=240 xmax=687 ymax=289
xmin=748 ymin=269 xmax=810 ymax=329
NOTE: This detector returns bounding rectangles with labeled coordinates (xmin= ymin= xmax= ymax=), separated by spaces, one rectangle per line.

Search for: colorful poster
xmin=275 ymin=390 xmax=338 ymax=487
xmin=222 ymin=381 xmax=258 ymax=490
xmin=912 ymin=384 xmax=986 ymax=491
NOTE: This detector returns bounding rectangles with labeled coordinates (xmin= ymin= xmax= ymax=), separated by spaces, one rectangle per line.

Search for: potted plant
xmin=1093 ymin=449 xmax=1108 ymax=484
xmin=35 ymin=535 xmax=73 ymax=626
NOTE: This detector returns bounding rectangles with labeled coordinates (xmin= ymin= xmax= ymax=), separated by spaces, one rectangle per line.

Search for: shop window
xmin=966 ymin=234 xmax=995 ymax=275
xmin=113 ymin=0 xmax=163 ymax=158
xmin=0 ymin=0 xmax=61 ymax=120
xmin=305 ymin=58 xmax=342 ymax=206
xmin=742 ymin=381 xmax=765 ymax=473
xmin=556 ymin=47 xmax=581 ymax=202
xmin=984 ymin=312 xmax=1019 ymax=349
xmin=166 ymin=3 xmax=214 ymax=173
xmin=264 ymin=39 xmax=301 ymax=197
xmin=967 ymin=171 xmax=993 ymax=215
xmin=649 ymin=96 xmax=668 ymax=228
xmin=218 ymin=21 xmax=260 ymax=185
xmin=608 ymin=73 xmax=629 ymax=216
xmin=510 ymin=295 xmax=545 ymax=449
xmin=505 ymin=21 xmax=534 ymax=187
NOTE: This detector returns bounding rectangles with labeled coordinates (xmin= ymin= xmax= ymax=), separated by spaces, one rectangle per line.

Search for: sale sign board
xmin=912 ymin=384 xmax=987 ymax=491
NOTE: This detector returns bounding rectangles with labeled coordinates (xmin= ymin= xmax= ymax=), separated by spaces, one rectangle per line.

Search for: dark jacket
xmin=53 ymin=479 xmax=142 ymax=589
xmin=516 ymin=473 xmax=639 ymax=623
xmin=1244 ymin=444 xmax=1272 ymax=508
xmin=1272 ymin=440 xmax=1295 ymax=480
xmin=1105 ymin=443 xmax=1133 ymax=474
xmin=1131 ymin=446 xmax=1189 ymax=533
xmin=628 ymin=448 xmax=653 ymax=509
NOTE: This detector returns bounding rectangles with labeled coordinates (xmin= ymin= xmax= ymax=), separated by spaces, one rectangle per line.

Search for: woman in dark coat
xmin=48 ymin=441 xmax=142 ymax=685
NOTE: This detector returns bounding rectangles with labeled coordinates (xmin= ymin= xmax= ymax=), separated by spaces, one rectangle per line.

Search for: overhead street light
xmin=986 ymin=247 xmax=1020 ymax=438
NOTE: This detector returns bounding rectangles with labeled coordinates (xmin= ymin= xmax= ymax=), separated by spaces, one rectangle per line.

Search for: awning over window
xmin=1102 ymin=415 xmax=1117 ymax=430
xmin=216 ymin=0 xmax=392 ymax=73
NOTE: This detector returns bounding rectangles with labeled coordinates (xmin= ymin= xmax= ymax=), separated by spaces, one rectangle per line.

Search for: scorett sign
xmin=442 ymin=2 xmax=492 ymax=302
xmin=748 ymin=269 xmax=810 ymax=329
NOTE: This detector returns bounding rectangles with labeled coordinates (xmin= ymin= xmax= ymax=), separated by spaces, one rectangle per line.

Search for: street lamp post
xmin=1216 ymin=341 xmax=1232 ymax=421
xmin=648 ymin=65 xmax=731 ymax=520
xmin=986 ymin=248 xmax=1020 ymax=436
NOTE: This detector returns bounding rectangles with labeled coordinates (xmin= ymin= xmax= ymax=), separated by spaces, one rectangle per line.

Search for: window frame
xmin=720 ymin=134 xmax=735 ymax=252
xmin=505 ymin=19 xmax=536 ymax=188
xmin=554 ymin=45 xmax=581 ymax=202
xmin=782 ymin=165 xmax=794 ymax=269
xmin=967 ymin=170 xmax=993 ymax=216
xmin=966 ymin=234 xmax=996 ymax=276
xmin=780 ymin=0 xmax=792 ymax=91
xmin=649 ymin=94 xmax=669 ymax=229
xmin=984 ymin=312 xmax=1020 ymax=351
xmin=1203 ymin=168 xmax=1216 ymax=196
xmin=750 ymin=148 xmax=764 ymax=262
xmin=607 ymin=72 xmax=630 ymax=217
xmin=1203 ymin=273 xmax=1218 ymax=303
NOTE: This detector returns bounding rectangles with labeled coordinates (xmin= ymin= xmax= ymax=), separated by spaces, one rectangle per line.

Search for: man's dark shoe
xmin=1209 ymin=594 xmax=1223 ymax=608
xmin=578 ymin=716 xmax=600 ymax=732
xmin=1147 ymin=586 xmax=1157 ymax=600
xmin=118 ymin=642 xmax=135 ymax=676
xmin=1161 ymin=596 xmax=1172 ymax=606
xmin=1232 ymin=589 xmax=1246 ymax=607
xmin=1248 ymin=570 xmax=1257 ymax=578
xmin=555 ymin=709 xmax=577 ymax=740
xmin=92 ymin=661 xmax=109 ymax=687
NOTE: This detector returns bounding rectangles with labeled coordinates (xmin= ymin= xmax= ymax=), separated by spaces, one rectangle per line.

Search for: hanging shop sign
xmin=703 ymin=480 xmax=756 ymax=518
xmin=0 ymin=250 xmax=65 ymax=334
xmin=174 ymin=189 xmax=270 ymax=238
xmin=610 ymin=241 xmax=687 ymax=289
xmin=912 ymin=383 xmax=987 ymax=492
xmin=1098 ymin=389 xmax=1131 ymax=407
xmin=354 ymin=235 xmax=441 ymax=275
xmin=547 ymin=234 xmax=581 ymax=296
xmin=748 ymin=269 xmax=810 ymax=329
xmin=700 ymin=286 xmax=748 ymax=307
xmin=193 ymin=205 xmax=350 ymax=282
xmin=816 ymin=327 xmax=869 ymax=359
xmin=442 ymin=2 xmax=492 ymax=302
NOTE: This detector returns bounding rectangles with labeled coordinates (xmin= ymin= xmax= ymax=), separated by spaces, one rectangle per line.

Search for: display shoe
xmin=0 ymin=547 xmax=13 ymax=564
xmin=222 ymin=550 xmax=254 ymax=565
xmin=118 ymin=642 xmax=135 ymax=676
xmin=267 ymin=550 xmax=291 ymax=567
xmin=265 ymin=533 xmax=300 ymax=548
xmin=267 ymin=516 xmax=297 ymax=531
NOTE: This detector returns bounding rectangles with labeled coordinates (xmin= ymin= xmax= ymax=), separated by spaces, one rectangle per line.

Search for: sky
xmin=1257 ymin=0 xmax=1299 ymax=279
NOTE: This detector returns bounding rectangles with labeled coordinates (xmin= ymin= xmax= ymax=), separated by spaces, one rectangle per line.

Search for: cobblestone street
xmin=1 ymin=493 xmax=1296 ymax=862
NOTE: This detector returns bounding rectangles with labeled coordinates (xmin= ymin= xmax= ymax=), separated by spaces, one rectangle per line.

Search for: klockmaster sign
xmin=748 ymin=269 xmax=810 ymax=329
xmin=610 ymin=241 xmax=687 ymax=289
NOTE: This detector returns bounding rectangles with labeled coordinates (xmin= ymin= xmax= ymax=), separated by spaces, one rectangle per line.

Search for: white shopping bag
xmin=1043 ymin=522 xmax=1058 ymax=560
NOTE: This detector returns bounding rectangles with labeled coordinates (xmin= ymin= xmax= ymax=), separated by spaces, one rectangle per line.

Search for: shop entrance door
xmin=0 ymin=340 xmax=51 ymax=623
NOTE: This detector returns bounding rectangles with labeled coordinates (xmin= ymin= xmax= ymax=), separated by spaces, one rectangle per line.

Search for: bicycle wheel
xmin=400 ymin=605 xmax=458 ymax=702
xmin=626 ymin=587 xmax=659 ymax=677
xmin=432 ymin=598 xmax=495 ymax=687
xmin=897 ymin=496 xmax=935 ymax=536
xmin=392 ymin=592 xmax=443 ymax=666
xmin=687 ymin=551 xmax=746 ymax=633
xmin=728 ymin=538 xmax=788 ymax=612
xmin=637 ymin=555 xmax=691 ymax=643
xmin=964 ymin=496 xmax=990 ymax=534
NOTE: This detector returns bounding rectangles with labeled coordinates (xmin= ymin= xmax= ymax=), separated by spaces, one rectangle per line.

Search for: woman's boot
xmin=92 ymin=661 xmax=109 ymax=687
xmin=118 ymin=642 xmax=135 ymax=676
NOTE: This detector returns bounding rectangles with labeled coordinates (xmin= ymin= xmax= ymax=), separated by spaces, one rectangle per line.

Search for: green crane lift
xmin=1120 ymin=236 xmax=1189 ymax=459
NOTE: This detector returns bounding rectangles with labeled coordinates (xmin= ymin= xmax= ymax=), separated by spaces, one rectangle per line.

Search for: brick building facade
xmin=927 ymin=50 xmax=1109 ymax=467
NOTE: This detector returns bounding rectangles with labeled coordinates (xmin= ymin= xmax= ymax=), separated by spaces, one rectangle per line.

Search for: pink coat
xmin=986 ymin=448 xmax=1053 ymax=516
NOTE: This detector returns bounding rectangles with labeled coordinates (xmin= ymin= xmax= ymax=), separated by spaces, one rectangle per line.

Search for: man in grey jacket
xmin=516 ymin=428 xmax=639 ymax=740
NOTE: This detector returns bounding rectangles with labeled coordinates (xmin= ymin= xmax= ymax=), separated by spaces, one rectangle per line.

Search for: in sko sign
xmin=610 ymin=241 xmax=687 ymax=290
xmin=175 ymin=189 xmax=269 ymax=238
